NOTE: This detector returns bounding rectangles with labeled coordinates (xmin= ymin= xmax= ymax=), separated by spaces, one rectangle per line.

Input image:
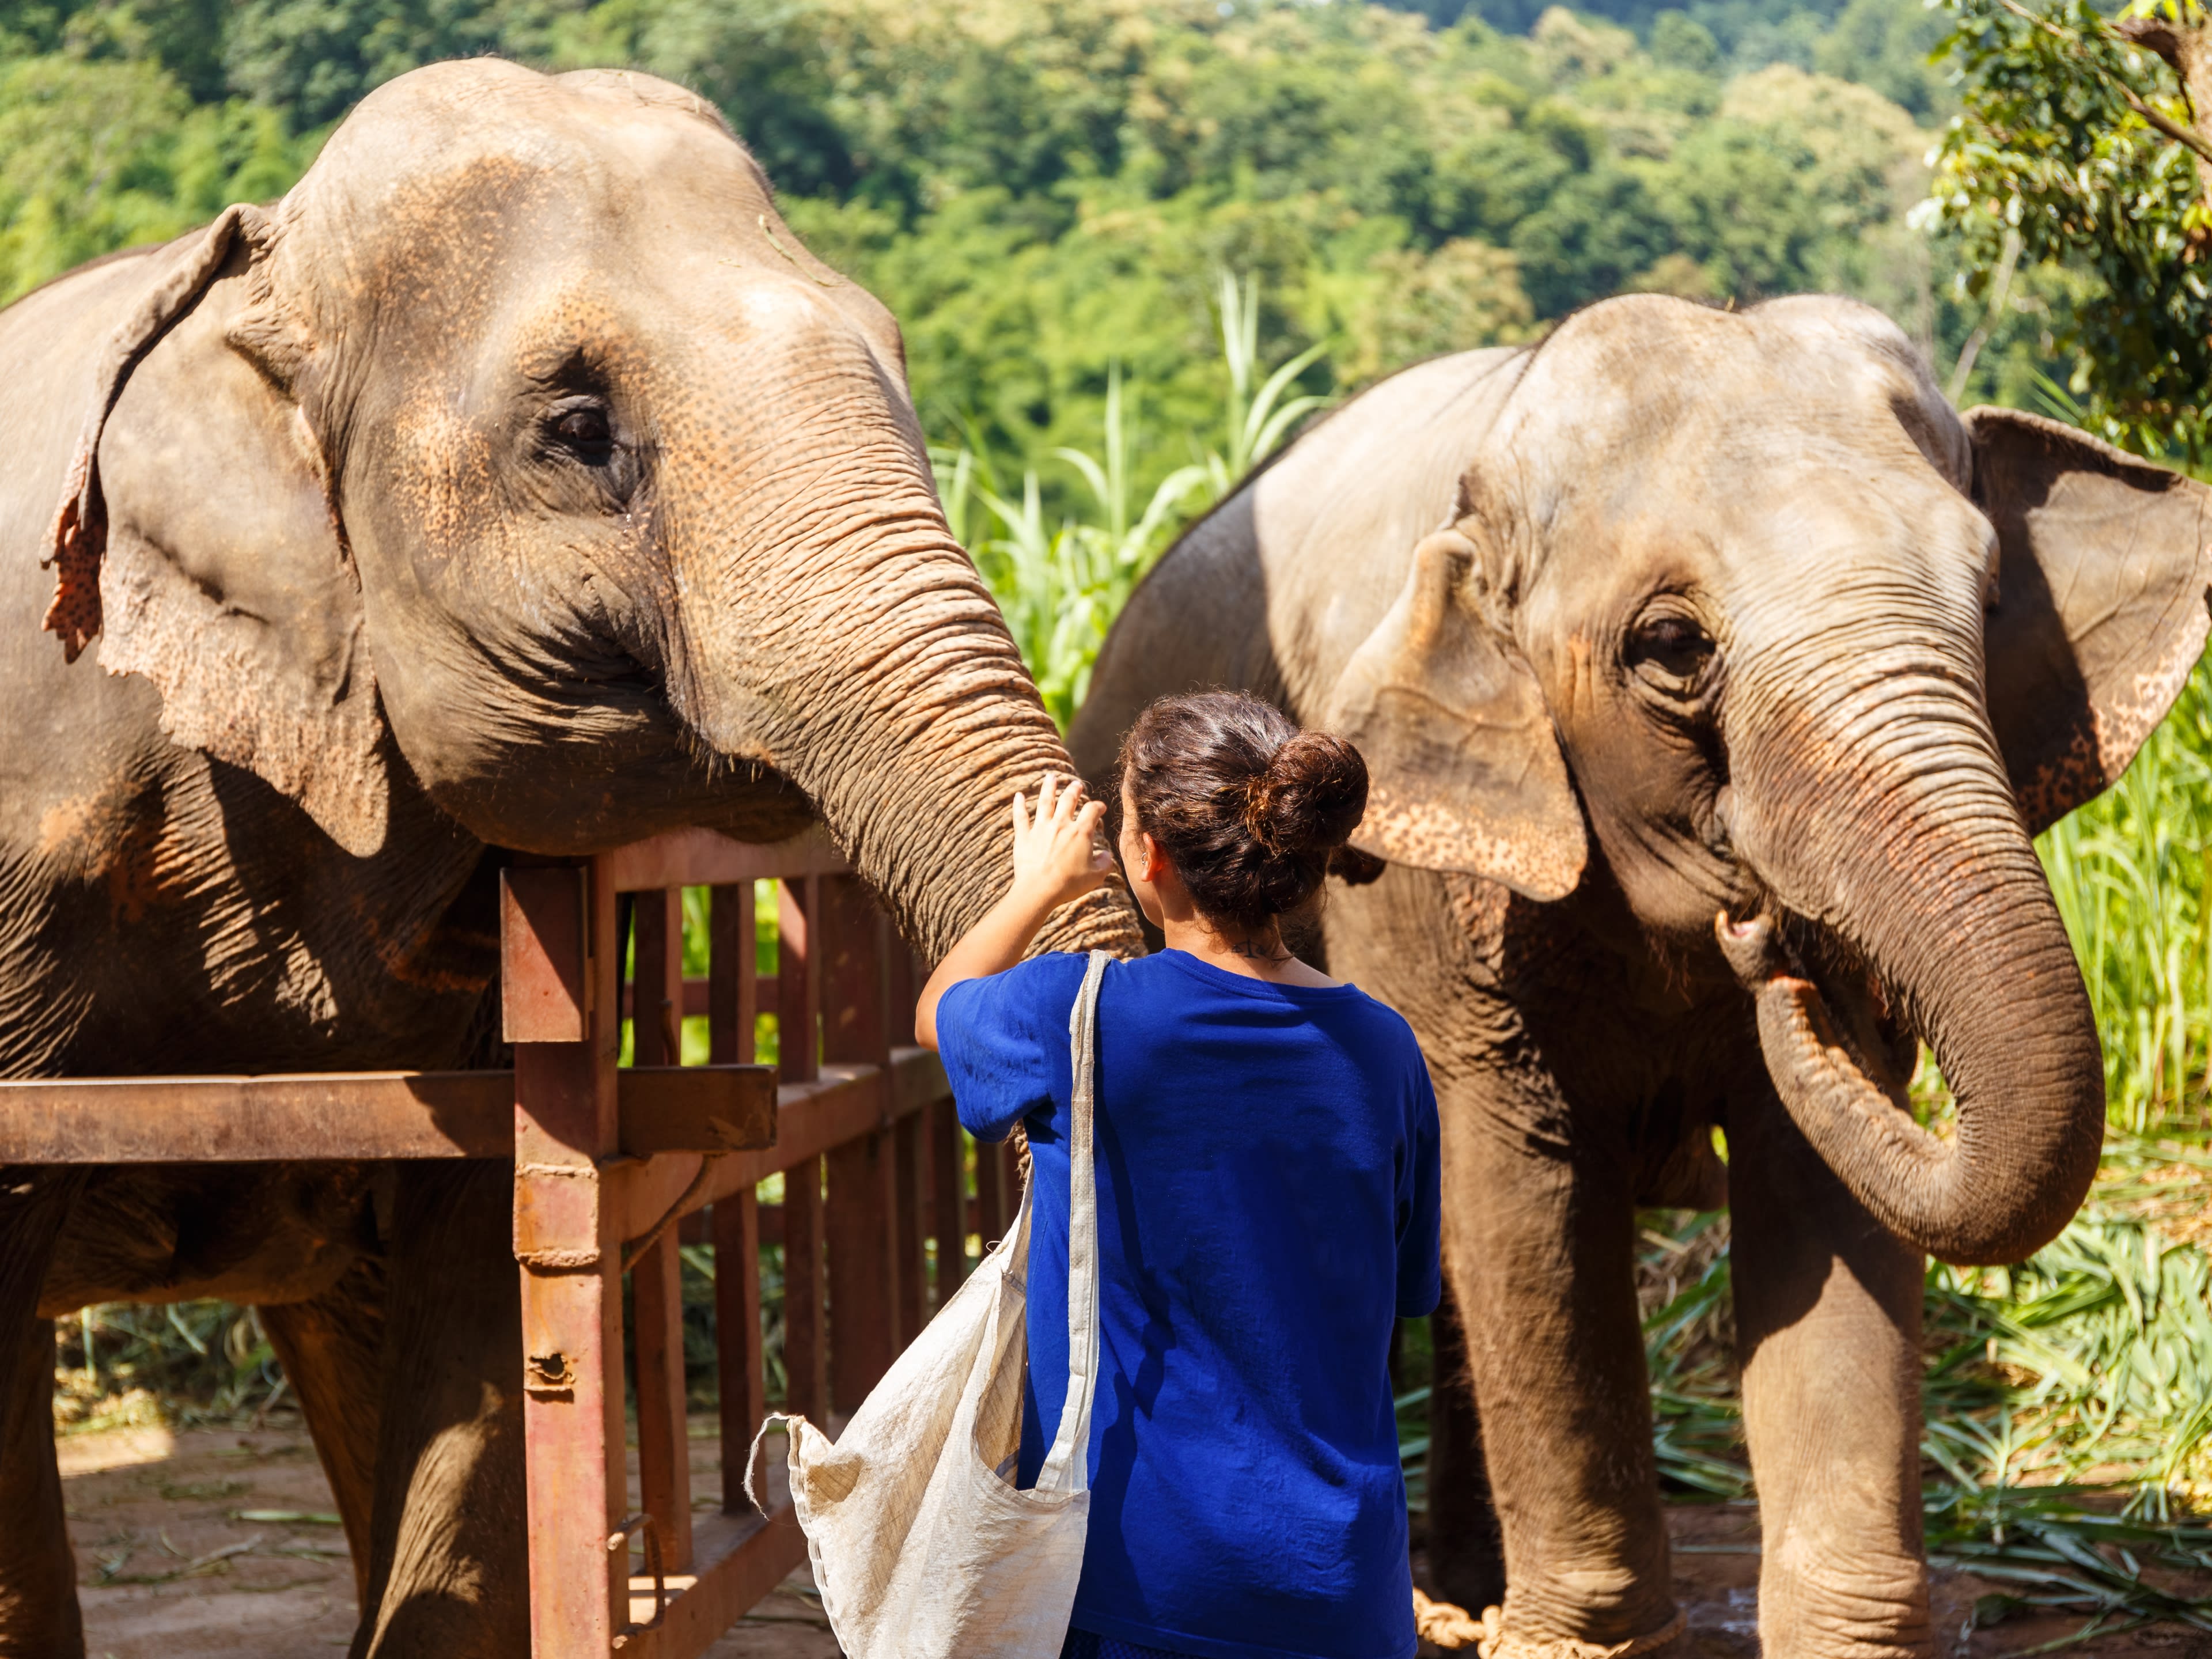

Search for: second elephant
xmin=1071 ymin=293 xmax=2212 ymax=1659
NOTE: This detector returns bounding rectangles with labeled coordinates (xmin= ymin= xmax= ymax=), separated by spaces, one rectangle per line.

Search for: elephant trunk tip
xmin=1744 ymin=938 xmax=2105 ymax=1267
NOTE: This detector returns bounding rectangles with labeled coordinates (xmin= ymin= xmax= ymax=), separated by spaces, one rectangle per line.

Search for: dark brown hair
xmin=1110 ymin=691 xmax=1369 ymax=933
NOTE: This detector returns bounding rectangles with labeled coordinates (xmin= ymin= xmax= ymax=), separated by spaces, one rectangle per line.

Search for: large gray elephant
xmin=1071 ymin=294 xmax=2212 ymax=1659
xmin=0 ymin=59 xmax=1139 ymax=1657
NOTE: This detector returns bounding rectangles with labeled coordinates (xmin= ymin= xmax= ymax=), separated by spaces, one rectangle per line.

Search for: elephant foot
xmin=1414 ymin=1593 xmax=1687 ymax=1659
xmin=1755 ymin=1541 xmax=1931 ymax=1659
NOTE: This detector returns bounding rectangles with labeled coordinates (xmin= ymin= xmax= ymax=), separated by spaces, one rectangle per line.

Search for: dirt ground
xmin=59 ymin=1416 xmax=2210 ymax=1659
xmin=62 ymin=1416 xmax=835 ymax=1659
xmin=1648 ymin=1503 xmax=2212 ymax=1659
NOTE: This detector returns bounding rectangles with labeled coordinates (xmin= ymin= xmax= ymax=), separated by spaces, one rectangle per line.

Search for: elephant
xmin=0 ymin=58 xmax=1139 ymax=1657
xmin=1070 ymin=293 xmax=2212 ymax=1659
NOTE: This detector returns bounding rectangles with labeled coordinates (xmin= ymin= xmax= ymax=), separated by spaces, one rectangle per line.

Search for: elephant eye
xmin=1627 ymin=608 xmax=1716 ymax=693
xmin=549 ymin=403 xmax=614 ymax=462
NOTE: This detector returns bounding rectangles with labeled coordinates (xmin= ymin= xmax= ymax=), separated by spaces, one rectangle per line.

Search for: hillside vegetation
xmin=2 ymin=0 xmax=1987 ymax=500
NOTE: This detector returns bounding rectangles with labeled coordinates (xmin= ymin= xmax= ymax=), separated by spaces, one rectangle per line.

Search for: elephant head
xmin=1317 ymin=294 xmax=2212 ymax=1265
xmin=46 ymin=59 xmax=1138 ymax=963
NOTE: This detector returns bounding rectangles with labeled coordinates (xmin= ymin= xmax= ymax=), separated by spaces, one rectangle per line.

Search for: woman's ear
xmin=1139 ymin=831 xmax=1168 ymax=888
xmin=1322 ymin=528 xmax=1586 ymax=900
xmin=1969 ymin=407 xmax=2212 ymax=834
xmin=45 ymin=204 xmax=391 ymax=857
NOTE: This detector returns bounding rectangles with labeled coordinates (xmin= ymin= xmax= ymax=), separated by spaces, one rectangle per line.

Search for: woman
xmin=917 ymin=691 xmax=1441 ymax=1659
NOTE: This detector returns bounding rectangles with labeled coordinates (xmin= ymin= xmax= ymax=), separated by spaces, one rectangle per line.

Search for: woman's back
xmin=940 ymin=946 xmax=1440 ymax=1659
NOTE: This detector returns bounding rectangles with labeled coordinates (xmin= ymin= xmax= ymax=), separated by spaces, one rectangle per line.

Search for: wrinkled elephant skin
xmin=1072 ymin=294 xmax=2212 ymax=1659
xmin=0 ymin=60 xmax=1139 ymax=1658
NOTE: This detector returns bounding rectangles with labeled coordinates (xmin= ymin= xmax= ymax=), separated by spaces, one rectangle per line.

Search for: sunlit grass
xmin=2044 ymin=664 xmax=2212 ymax=1135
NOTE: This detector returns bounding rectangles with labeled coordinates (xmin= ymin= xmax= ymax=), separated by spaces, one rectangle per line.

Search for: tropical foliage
xmin=1923 ymin=0 xmax=2212 ymax=457
xmin=2 ymin=0 xmax=1976 ymax=512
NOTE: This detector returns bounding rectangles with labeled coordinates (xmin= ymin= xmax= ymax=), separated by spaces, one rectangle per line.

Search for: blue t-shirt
xmin=936 ymin=949 xmax=1442 ymax=1659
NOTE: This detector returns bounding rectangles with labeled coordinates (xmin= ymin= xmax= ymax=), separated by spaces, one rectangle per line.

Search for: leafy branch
xmin=1926 ymin=0 xmax=2212 ymax=456
xmin=1987 ymin=0 xmax=2212 ymax=168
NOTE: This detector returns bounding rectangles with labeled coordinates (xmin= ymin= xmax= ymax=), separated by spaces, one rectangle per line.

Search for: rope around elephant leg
xmin=1412 ymin=1591 xmax=1687 ymax=1659
xmin=1414 ymin=1589 xmax=1488 ymax=1649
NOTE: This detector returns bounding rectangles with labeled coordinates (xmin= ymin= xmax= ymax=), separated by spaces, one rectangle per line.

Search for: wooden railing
xmin=0 ymin=825 xmax=1016 ymax=1659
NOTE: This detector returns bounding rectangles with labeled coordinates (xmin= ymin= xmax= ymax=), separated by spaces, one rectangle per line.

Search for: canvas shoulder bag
xmin=749 ymin=949 xmax=1109 ymax=1659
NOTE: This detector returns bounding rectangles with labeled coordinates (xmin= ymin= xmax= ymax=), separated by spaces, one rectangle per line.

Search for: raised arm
xmin=914 ymin=773 xmax=1113 ymax=1050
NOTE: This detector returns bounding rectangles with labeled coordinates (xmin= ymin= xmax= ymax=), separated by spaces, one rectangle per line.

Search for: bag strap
xmin=1031 ymin=949 xmax=1109 ymax=1496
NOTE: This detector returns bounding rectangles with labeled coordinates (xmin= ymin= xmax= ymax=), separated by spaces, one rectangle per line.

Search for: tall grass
xmin=2041 ymin=665 xmax=2212 ymax=1132
xmin=934 ymin=370 xmax=1208 ymax=731
xmin=934 ymin=272 xmax=1330 ymax=730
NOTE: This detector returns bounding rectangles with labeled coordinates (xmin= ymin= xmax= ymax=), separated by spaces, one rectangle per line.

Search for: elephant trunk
xmin=1723 ymin=652 xmax=2104 ymax=1267
xmin=658 ymin=334 xmax=1142 ymax=963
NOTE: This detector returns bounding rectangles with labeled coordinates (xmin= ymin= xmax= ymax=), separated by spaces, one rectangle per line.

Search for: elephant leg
xmin=1448 ymin=1082 xmax=1677 ymax=1649
xmin=1730 ymin=1081 xmax=1929 ymax=1659
xmin=262 ymin=1252 xmax=388 ymax=1610
xmin=1425 ymin=1280 xmax=1506 ymax=1613
xmin=351 ymin=1161 xmax=527 ymax=1659
xmin=0 ymin=1170 xmax=86 ymax=1658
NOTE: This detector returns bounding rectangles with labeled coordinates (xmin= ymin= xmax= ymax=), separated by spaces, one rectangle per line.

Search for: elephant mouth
xmin=1724 ymin=908 xmax=1921 ymax=1100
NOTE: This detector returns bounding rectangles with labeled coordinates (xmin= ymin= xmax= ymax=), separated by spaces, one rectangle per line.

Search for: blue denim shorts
xmin=1060 ymin=1631 xmax=1202 ymax=1659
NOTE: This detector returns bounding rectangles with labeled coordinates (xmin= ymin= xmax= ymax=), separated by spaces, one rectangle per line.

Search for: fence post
xmin=507 ymin=858 xmax=625 ymax=1657
xmin=931 ymin=1102 xmax=968 ymax=1301
xmin=632 ymin=1228 xmax=692 ymax=1571
xmin=893 ymin=1113 xmax=927 ymax=1339
xmin=779 ymin=877 xmax=828 ymax=1424
xmin=707 ymin=882 xmax=757 ymax=1068
xmin=884 ymin=945 xmax=929 ymax=1333
xmin=822 ymin=878 xmax=898 ymax=1412
xmin=633 ymin=887 xmax=683 ymax=1068
xmin=709 ymin=881 xmax=766 ymax=1509
xmin=628 ymin=887 xmax=693 ymax=1572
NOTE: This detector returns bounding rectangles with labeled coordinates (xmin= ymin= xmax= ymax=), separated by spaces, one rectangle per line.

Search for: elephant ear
xmin=43 ymin=204 xmax=391 ymax=857
xmin=45 ymin=204 xmax=266 ymax=662
xmin=1322 ymin=529 xmax=1586 ymax=900
xmin=1969 ymin=406 xmax=2212 ymax=836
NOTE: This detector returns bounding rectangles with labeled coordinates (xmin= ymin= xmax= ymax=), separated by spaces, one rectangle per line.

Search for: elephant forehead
xmin=1500 ymin=429 xmax=1995 ymax=631
xmin=321 ymin=60 xmax=759 ymax=198
xmin=1497 ymin=293 xmax=1955 ymax=472
xmin=1508 ymin=441 xmax=1990 ymax=604
xmin=284 ymin=69 xmax=777 ymax=298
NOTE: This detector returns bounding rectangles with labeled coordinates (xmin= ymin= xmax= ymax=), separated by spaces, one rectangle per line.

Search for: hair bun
xmin=1118 ymin=690 xmax=1372 ymax=933
xmin=1243 ymin=731 xmax=1369 ymax=856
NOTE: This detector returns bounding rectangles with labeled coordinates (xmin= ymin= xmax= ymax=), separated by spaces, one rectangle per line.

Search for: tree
xmin=0 ymin=54 xmax=308 ymax=300
xmin=1923 ymin=0 xmax=2212 ymax=455
xmin=0 ymin=0 xmax=1956 ymax=509
xmin=1814 ymin=0 xmax=1955 ymax=120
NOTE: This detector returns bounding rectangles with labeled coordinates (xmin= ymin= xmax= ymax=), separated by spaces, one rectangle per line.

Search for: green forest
xmin=1 ymin=0 xmax=2000 ymax=497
